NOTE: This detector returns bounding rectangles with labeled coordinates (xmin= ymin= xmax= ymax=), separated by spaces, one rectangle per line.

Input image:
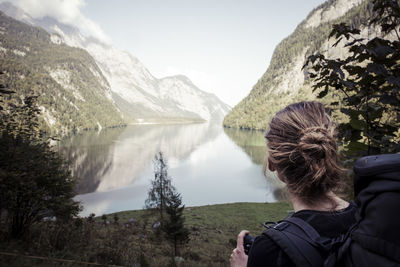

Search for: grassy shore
xmin=112 ymin=202 xmax=293 ymax=266
xmin=0 ymin=202 xmax=292 ymax=267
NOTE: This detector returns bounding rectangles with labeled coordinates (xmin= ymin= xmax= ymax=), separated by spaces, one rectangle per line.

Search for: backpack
xmin=262 ymin=153 xmax=400 ymax=267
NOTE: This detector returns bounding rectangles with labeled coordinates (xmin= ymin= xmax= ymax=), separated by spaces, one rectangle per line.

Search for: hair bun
xmin=298 ymin=127 xmax=332 ymax=160
xmin=265 ymin=101 xmax=344 ymax=202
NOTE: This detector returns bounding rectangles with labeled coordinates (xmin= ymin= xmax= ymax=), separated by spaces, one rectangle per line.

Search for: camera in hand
xmin=243 ymin=234 xmax=255 ymax=255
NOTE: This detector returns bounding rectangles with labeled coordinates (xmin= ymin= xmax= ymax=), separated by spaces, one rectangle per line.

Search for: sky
xmin=8 ymin=0 xmax=326 ymax=106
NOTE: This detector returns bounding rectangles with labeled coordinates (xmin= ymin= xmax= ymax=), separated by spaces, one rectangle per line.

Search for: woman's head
xmin=264 ymin=101 xmax=343 ymax=204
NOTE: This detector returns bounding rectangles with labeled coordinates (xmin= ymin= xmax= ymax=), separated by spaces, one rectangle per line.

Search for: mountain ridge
xmin=0 ymin=9 xmax=125 ymax=135
xmin=0 ymin=1 xmax=230 ymax=126
xmin=223 ymin=0 xmax=371 ymax=130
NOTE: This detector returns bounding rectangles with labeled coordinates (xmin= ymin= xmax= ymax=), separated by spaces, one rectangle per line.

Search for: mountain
xmin=0 ymin=10 xmax=124 ymax=135
xmin=223 ymin=0 xmax=372 ymax=130
xmin=85 ymin=41 xmax=230 ymax=122
xmin=158 ymin=75 xmax=230 ymax=122
xmin=0 ymin=2 xmax=230 ymax=124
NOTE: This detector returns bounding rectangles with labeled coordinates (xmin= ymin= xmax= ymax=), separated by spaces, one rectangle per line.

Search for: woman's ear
xmin=268 ymin=157 xmax=276 ymax=172
xmin=268 ymin=157 xmax=286 ymax=183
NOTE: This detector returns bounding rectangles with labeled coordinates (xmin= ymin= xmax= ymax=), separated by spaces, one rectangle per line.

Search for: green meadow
xmin=0 ymin=202 xmax=292 ymax=267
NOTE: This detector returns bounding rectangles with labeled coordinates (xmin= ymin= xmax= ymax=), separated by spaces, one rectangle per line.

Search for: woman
xmin=230 ymin=101 xmax=356 ymax=267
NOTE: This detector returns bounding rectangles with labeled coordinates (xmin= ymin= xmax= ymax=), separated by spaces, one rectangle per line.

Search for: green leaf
xmin=349 ymin=118 xmax=367 ymax=130
xmin=380 ymin=94 xmax=399 ymax=105
xmin=349 ymin=109 xmax=361 ymax=120
xmin=349 ymin=129 xmax=362 ymax=142
xmin=317 ymin=87 xmax=329 ymax=98
xmin=340 ymin=108 xmax=352 ymax=116
xmin=347 ymin=141 xmax=369 ymax=154
xmin=366 ymin=63 xmax=388 ymax=76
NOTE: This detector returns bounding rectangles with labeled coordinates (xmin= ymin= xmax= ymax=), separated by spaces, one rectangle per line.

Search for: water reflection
xmin=223 ymin=128 xmax=267 ymax=165
xmin=223 ymin=127 xmax=285 ymax=189
xmin=59 ymin=124 xmax=286 ymax=216
xmin=59 ymin=123 xmax=221 ymax=194
xmin=58 ymin=129 xmax=123 ymax=194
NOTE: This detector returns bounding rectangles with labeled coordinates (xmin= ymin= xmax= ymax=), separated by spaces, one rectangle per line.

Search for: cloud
xmin=9 ymin=0 xmax=111 ymax=43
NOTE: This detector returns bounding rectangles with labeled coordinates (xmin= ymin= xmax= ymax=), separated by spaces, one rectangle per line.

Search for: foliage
xmin=304 ymin=0 xmax=400 ymax=155
xmin=145 ymin=152 xmax=176 ymax=221
xmin=144 ymin=152 xmax=189 ymax=257
xmin=0 ymin=11 xmax=124 ymax=136
xmin=0 ymin=202 xmax=292 ymax=266
xmin=223 ymin=0 xmax=374 ymax=131
xmin=0 ymin=79 xmax=80 ymax=238
xmin=162 ymin=192 xmax=190 ymax=257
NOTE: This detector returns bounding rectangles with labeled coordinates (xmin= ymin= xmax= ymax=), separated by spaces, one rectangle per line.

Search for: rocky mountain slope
xmin=83 ymin=41 xmax=230 ymax=122
xmin=0 ymin=10 xmax=124 ymax=135
xmin=223 ymin=0 xmax=372 ymax=130
xmin=0 ymin=2 xmax=230 ymax=124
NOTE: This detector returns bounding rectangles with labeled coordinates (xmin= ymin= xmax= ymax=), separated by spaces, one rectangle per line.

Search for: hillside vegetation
xmin=0 ymin=11 xmax=124 ymax=136
xmin=0 ymin=202 xmax=292 ymax=266
xmin=224 ymin=0 xmax=373 ymax=130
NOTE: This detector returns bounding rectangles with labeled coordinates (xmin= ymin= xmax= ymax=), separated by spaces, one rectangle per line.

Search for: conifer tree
xmin=162 ymin=192 xmax=189 ymax=257
xmin=0 ymin=79 xmax=80 ymax=238
xmin=145 ymin=152 xmax=176 ymax=220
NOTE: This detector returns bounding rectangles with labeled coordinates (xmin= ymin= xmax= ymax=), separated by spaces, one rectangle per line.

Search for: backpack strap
xmin=262 ymin=217 xmax=329 ymax=267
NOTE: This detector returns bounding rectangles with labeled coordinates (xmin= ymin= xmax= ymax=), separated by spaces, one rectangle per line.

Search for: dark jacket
xmin=247 ymin=203 xmax=357 ymax=267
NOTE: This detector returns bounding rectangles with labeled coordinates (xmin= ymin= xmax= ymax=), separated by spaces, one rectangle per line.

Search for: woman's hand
xmin=230 ymin=230 xmax=250 ymax=267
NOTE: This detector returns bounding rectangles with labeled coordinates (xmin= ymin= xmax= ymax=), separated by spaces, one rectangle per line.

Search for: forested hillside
xmin=0 ymin=11 xmax=124 ymax=135
xmin=0 ymin=2 xmax=231 ymax=125
xmin=224 ymin=0 xmax=372 ymax=130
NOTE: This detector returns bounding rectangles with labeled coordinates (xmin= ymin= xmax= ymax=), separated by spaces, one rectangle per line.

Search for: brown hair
xmin=264 ymin=101 xmax=344 ymax=204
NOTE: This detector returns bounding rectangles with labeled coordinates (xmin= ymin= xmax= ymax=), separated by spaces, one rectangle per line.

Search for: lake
xmin=58 ymin=123 xmax=285 ymax=217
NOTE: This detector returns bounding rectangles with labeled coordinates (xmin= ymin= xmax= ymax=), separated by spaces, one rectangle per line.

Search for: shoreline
xmin=95 ymin=201 xmax=292 ymax=218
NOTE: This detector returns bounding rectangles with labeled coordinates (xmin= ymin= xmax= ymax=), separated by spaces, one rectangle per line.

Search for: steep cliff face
xmin=305 ymin=0 xmax=364 ymax=28
xmin=224 ymin=0 xmax=372 ymax=130
xmin=0 ymin=11 xmax=124 ymax=135
xmin=0 ymin=2 xmax=230 ymax=124
xmin=85 ymin=42 xmax=231 ymax=122
xmin=158 ymin=75 xmax=231 ymax=122
xmin=72 ymin=33 xmax=231 ymax=123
